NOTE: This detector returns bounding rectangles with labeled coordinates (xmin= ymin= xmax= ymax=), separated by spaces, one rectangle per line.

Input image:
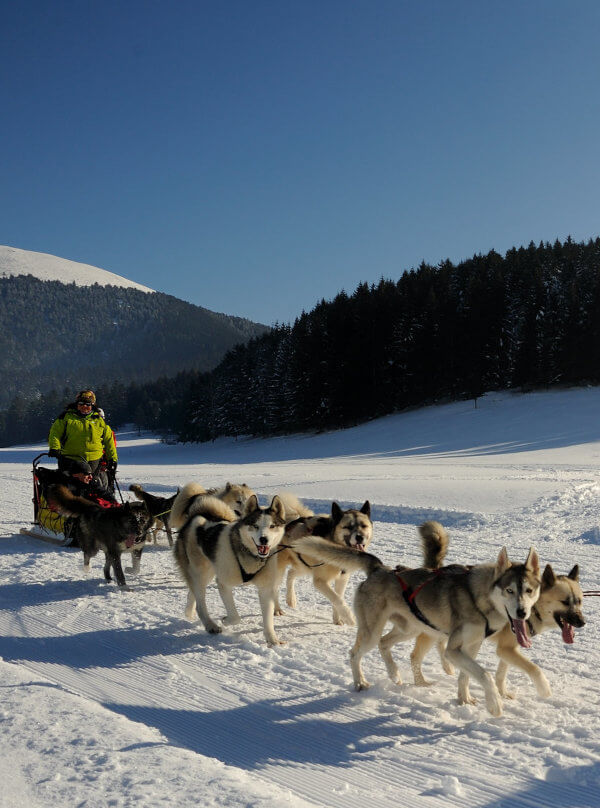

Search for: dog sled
xmin=19 ymin=452 xmax=121 ymax=546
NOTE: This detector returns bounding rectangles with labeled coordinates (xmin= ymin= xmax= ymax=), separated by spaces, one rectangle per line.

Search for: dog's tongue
xmin=512 ymin=618 xmax=531 ymax=649
xmin=126 ymin=534 xmax=137 ymax=548
xmin=355 ymin=543 xmax=365 ymax=552
xmin=257 ymin=545 xmax=270 ymax=557
xmin=562 ymin=621 xmax=575 ymax=644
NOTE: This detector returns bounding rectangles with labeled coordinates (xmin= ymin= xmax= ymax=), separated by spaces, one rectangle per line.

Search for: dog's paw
xmin=266 ymin=638 xmax=286 ymax=646
xmin=273 ymin=607 xmax=285 ymax=617
xmin=333 ymin=610 xmax=355 ymax=626
xmin=355 ymin=680 xmax=371 ymax=691
xmin=535 ymin=673 xmax=552 ymax=699
xmin=207 ymin=624 xmax=223 ymax=634
xmin=221 ymin=614 xmax=241 ymax=626
xmin=413 ymin=674 xmax=433 ymax=687
xmin=486 ymin=693 xmax=504 ymax=717
xmin=286 ymin=595 xmax=297 ymax=609
xmin=441 ymin=660 xmax=455 ymax=676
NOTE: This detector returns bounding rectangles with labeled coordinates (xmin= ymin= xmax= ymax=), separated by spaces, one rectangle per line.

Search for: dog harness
xmin=235 ymin=548 xmax=268 ymax=583
xmin=394 ymin=568 xmax=443 ymax=631
xmin=394 ymin=564 xmax=496 ymax=637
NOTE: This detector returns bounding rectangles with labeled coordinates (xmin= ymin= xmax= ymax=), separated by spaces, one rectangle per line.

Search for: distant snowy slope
xmin=0 ymin=244 xmax=154 ymax=293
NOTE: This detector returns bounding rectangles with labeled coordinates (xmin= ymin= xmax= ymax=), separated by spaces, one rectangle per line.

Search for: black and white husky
xmin=173 ymin=493 xmax=287 ymax=645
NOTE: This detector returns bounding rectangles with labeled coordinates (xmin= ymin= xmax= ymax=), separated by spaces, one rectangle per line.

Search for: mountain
xmin=0 ymin=245 xmax=154 ymax=292
xmin=0 ymin=245 xmax=269 ymax=407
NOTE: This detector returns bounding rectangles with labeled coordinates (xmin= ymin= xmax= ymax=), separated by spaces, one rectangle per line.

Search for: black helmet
xmin=67 ymin=458 xmax=93 ymax=476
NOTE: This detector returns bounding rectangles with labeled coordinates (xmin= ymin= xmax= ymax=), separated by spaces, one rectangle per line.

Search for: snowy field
xmin=2 ymin=387 xmax=600 ymax=807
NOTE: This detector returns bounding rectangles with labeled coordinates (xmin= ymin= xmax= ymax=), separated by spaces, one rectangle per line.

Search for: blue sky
xmin=2 ymin=1 xmax=599 ymax=325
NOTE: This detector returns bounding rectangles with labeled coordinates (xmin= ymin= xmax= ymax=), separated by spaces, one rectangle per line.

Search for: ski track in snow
xmin=3 ymin=392 xmax=600 ymax=807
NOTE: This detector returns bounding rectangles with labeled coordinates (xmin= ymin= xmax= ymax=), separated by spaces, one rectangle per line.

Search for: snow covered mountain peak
xmin=0 ymin=245 xmax=154 ymax=293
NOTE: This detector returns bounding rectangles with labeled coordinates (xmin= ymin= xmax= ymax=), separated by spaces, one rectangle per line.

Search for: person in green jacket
xmin=48 ymin=389 xmax=118 ymax=476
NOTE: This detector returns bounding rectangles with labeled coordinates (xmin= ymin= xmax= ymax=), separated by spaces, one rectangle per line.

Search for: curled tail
xmin=419 ymin=520 xmax=449 ymax=569
xmin=276 ymin=490 xmax=315 ymax=522
xmin=182 ymin=494 xmax=237 ymax=527
xmin=289 ymin=536 xmax=384 ymax=576
xmin=46 ymin=484 xmax=101 ymax=518
xmin=170 ymin=482 xmax=209 ymax=529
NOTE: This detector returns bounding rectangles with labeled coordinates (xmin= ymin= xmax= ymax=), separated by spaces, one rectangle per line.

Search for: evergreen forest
xmin=2 ymin=237 xmax=599 ymax=448
xmin=0 ymin=276 xmax=267 ymax=408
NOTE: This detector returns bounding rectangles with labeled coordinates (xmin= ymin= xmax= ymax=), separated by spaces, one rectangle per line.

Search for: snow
xmin=2 ymin=387 xmax=600 ymax=807
xmin=0 ymin=245 xmax=154 ymax=293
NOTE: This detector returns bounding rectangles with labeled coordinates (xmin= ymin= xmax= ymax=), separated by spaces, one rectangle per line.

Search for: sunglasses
xmin=78 ymin=401 xmax=93 ymax=406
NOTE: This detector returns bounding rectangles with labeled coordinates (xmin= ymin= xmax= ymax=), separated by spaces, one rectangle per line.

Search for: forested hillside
xmin=180 ymin=236 xmax=600 ymax=440
xmin=3 ymin=236 xmax=599 ymax=447
xmin=0 ymin=276 xmax=267 ymax=407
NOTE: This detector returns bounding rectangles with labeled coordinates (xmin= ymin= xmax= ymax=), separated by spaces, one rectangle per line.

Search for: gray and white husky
xmin=290 ymin=523 xmax=541 ymax=717
xmin=173 ymin=493 xmax=287 ymax=645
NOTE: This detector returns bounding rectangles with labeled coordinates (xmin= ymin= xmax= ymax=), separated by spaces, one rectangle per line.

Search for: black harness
xmin=232 ymin=538 xmax=269 ymax=583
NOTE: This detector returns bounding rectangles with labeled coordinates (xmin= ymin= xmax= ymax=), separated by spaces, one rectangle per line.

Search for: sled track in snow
xmin=2 ymin=564 xmax=600 ymax=808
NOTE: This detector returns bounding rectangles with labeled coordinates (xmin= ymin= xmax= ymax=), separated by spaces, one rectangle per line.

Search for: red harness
xmin=394 ymin=568 xmax=443 ymax=631
xmin=395 ymin=567 xmax=442 ymax=603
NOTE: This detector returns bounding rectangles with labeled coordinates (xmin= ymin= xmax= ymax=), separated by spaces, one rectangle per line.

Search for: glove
xmin=48 ymin=449 xmax=60 ymax=458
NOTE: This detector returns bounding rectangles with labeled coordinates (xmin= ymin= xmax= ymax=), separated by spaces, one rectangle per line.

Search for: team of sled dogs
xmin=46 ymin=479 xmax=587 ymax=718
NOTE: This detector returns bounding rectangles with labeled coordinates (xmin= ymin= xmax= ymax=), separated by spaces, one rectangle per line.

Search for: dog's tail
xmin=276 ymin=490 xmax=315 ymax=522
xmin=129 ymin=484 xmax=147 ymax=502
xmin=46 ymin=484 xmax=101 ymax=517
xmin=173 ymin=493 xmax=237 ymax=578
xmin=182 ymin=493 xmax=237 ymax=526
xmin=170 ymin=482 xmax=210 ymax=529
xmin=419 ymin=520 xmax=449 ymax=569
xmin=288 ymin=535 xmax=384 ymax=576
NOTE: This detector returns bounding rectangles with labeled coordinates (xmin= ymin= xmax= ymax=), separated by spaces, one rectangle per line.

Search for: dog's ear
xmin=243 ymin=494 xmax=259 ymax=515
xmin=360 ymin=501 xmax=371 ymax=518
xmin=568 ymin=564 xmax=580 ymax=582
xmin=541 ymin=564 xmax=556 ymax=590
xmin=270 ymin=495 xmax=285 ymax=522
xmin=525 ymin=547 xmax=539 ymax=576
xmin=285 ymin=518 xmax=313 ymax=539
xmin=331 ymin=502 xmax=343 ymax=524
xmin=225 ymin=482 xmax=232 ymax=491
xmin=495 ymin=547 xmax=510 ymax=576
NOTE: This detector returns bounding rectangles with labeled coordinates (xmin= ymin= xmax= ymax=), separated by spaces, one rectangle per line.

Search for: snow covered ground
xmin=2 ymin=387 xmax=600 ymax=807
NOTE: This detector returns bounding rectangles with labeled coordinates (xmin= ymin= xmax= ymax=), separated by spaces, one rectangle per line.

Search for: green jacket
xmin=48 ymin=405 xmax=117 ymax=463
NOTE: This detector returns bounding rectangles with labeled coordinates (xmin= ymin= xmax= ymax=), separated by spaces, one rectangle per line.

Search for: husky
xmin=47 ymin=484 xmax=152 ymax=587
xmin=276 ymin=492 xmax=373 ymax=625
xmin=491 ymin=563 xmax=585 ymax=699
xmin=290 ymin=523 xmax=540 ymax=717
xmin=174 ymin=493 xmax=287 ymax=645
xmin=129 ymin=484 xmax=178 ymax=547
xmin=170 ymin=481 xmax=256 ymax=531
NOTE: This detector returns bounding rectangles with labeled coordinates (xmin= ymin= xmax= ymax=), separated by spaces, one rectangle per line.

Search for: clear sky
xmin=2 ymin=1 xmax=599 ymax=325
